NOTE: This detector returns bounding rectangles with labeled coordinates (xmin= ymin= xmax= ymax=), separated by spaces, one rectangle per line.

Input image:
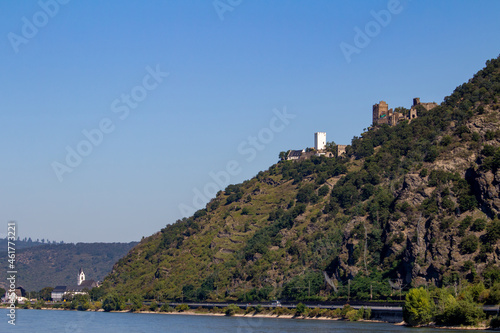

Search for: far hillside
xmin=0 ymin=237 xmax=60 ymax=250
xmin=0 ymin=241 xmax=137 ymax=292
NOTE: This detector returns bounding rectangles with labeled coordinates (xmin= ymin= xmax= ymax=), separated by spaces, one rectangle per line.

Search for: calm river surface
xmin=0 ymin=309 xmax=476 ymax=332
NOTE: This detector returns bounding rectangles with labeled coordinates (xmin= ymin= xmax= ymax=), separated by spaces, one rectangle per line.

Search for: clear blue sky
xmin=1 ymin=0 xmax=499 ymax=243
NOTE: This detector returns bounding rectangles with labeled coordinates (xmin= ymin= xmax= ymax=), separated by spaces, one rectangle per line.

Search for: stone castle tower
xmin=372 ymin=100 xmax=390 ymax=125
xmin=77 ymin=268 xmax=85 ymax=286
xmin=372 ymin=98 xmax=437 ymax=127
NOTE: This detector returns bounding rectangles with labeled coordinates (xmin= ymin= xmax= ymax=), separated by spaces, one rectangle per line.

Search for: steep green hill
xmin=101 ymin=55 xmax=500 ymax=303
xmin=0 ymin=242 xmax=137 ymax=292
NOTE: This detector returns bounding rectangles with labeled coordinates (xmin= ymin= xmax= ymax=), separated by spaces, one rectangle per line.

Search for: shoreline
xmin=2 ymin=306 xmax=493 ymax=330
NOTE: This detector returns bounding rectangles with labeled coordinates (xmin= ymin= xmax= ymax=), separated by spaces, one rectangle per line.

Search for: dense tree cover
xmin=403 ymin=286 xmax=487 ymax=327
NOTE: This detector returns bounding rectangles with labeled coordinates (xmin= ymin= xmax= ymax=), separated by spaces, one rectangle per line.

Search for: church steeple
xmin=77 ymin=268 xmax=85 ymax=286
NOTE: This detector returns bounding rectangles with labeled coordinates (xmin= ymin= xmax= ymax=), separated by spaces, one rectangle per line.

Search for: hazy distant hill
xmin=0 ymin=241 xmax=137 ymax=292
xmin=0 ymin=237 xmax=56 ymax=251
xmin=102 ymin=56 xmax=500 ymax=303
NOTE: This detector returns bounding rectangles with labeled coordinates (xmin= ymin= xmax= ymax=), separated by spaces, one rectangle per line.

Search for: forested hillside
xmin=0 ymin=242 xmax=137 ymax=292
xmin=101 ymin=56 xmax=500 ymax=304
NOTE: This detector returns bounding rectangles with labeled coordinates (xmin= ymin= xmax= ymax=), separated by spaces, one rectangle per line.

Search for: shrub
xmin=340 ymin=304 xmax=354 ymax=317
xmin=471 ymin=218 xmax=487 ymax=232
xmin=295 ymin=303 xmax=307 ymax=316
xmin=160 ymin=304 xmax=174 ymax=312
xmin=244 ymin=306 xmax=255 ymax=314
xmin=224 ymin=304 xmax=240 ymax=316
xmin=273 ymin=306 xmax=290 ymax=317
xmin=102 ymin=294 xmax=124 ymax=312
xmin=345 ymin=309 xmax=360 ymax=321
xmin=149 ymin=301 xmax=158 ymax=311
xmin=435 ymin=292 xmax=485 ymax=326
xmin=485 ymin=219 xmax=500 ymax=244
xmin=403 ymin=288 xmax=433 ymax=326
xmin=459 ymin=235 xmax=479 ymax=254
xmin=307 ymin=307 xmax=322 ymax=318
xmin=318 ymin=185 xmax=330 ymax=197
xmin=488 ymin=283 xmax=500 ymax=304
xmin=210 ymin=306 xmax=221 ymax=314
xmin=363 ymin=307 xmax=372 ymax=320
xmin=175 ymin=303 xmax=190 ymax=312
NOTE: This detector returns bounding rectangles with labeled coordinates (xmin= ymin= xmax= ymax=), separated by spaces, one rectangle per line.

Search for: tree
xmin=459 ymin=234 xmax=479 ymax=254
xmin=295 ymin=303 xmax=307 ymax=316
xmin=102 ymin=293 xmax=125 ymax=312
xmin=325 ymin=141 xmax=337 ymax=152
xmin=403 ymin=287 xmax=433 ymax=326
xmin=39 ymin=287 xmax=54 ymax=301
xmin=129 ymin=294 xmax=143 ymax=312
xmin=279 ymin=151 xmax=289 ymax=161
xmin=435 ymin=291 xmax=485 ymax=326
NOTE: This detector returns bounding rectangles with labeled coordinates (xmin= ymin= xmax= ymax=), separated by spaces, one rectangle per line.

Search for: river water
xmin=0 ymin=309 xmax=475 ymax=332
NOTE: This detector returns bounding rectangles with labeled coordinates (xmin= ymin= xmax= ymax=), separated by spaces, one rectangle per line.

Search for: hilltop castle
xmin=372 ymin=97 xmax=437 ymax=127
xmin=285 ymin=132 xmax=346 ymax=161
xmin=282 ymin=98 xmax=437 ymax=161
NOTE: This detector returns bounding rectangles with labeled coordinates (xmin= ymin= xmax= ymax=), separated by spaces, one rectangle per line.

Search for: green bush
xmin=435 ymin=292 xmax=485 ymax=326
xmin=175 ymin=303 xmax=190 ymax=312
xmin=459 ymin=235 xmax=479 ymax=254
xmin=307 ymin=307 xmax=322 ymax=318
xmin=295 ymin=303 xmax=307 ymax=316
xmin=471 ymin=218 xmax=487 ymax=232
xmin=318 ymin=185 xmax=330 ymax=197
xmin=362 ymin=307 xmax=372 ymax=320
xmin=403 ymin=288 xmax=433 ymax=326
xmin=273 ymin=306 xmax=291 ymax=317
xmin=102 ymin=294 xmax=124 ymax=312
xmin=224 ymin=304 xmax=240 ymax=316
xmin=160 ymin=304 xmax=174 ymax=312
xmin=345 ymin=309 xmax=360 ymax=321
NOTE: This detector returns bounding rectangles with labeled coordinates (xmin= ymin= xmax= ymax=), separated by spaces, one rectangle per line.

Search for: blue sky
xmin=1 ymin=0 xmax=499 ymax=243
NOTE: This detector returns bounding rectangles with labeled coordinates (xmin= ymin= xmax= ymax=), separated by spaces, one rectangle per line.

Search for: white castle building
xmin=314 ymin=132 xmax=326 ymax=151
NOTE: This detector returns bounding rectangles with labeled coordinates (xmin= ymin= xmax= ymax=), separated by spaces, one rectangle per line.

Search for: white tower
xmin=77 ymin=268 xmax=85 ymax=286
xmin=314 ymin=132 xmax=326 ymax=151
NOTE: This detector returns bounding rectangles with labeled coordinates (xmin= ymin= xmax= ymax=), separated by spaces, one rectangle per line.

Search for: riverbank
xmin=7 ymin=305 xmax=495 ymax=330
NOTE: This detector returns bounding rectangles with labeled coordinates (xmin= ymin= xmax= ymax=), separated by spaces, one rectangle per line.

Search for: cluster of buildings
xmin=284 ymin=97 xmax=437 ymax=162
xmin=2 ymin=287 xmax=28 ymax=303
xmin=1 ymin=268 xmax=99 ymax=303
xmin=285 ymin=132 xmax=346 ymax=161
xmin=51 ymin=268 xmax=99 ymax=301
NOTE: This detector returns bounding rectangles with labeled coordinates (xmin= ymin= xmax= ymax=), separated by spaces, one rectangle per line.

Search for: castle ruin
xmin=372 ymin=97 xmax=437 ymax=127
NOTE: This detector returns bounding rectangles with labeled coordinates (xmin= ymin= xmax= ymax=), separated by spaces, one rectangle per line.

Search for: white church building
xmin=51 ymin=268 xmax=99 ymax=301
